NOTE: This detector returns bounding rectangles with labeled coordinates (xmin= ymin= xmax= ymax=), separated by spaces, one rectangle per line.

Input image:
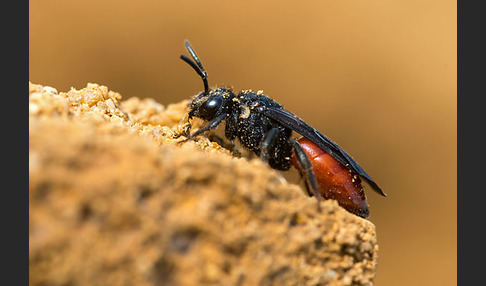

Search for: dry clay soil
xmin=29 ymin=82 xmax=380 ymax=286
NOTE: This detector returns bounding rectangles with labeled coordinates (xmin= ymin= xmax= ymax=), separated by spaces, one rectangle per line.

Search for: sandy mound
xmin=29 ymin=82 xmax=379 ymax=285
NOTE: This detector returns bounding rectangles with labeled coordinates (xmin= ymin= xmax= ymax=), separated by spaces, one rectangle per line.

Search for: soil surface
xmin=29 ymin=82 xmax=379 ymax=286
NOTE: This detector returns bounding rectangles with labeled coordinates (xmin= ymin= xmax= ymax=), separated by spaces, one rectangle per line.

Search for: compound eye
xmin=199 ymin=97 xmax=222 ymax=120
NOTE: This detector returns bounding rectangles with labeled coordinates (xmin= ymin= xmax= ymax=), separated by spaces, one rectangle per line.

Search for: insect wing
xmin=261 ymin=106 xmax=386 ymax=197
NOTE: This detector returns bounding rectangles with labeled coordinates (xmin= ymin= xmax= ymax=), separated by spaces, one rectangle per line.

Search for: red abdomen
xmin=290 ymin=137 xmax=369 ymax=218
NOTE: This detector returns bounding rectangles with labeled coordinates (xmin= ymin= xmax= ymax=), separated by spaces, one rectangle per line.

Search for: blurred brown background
xmin=29 ymin=0 xmax=456 ymax=285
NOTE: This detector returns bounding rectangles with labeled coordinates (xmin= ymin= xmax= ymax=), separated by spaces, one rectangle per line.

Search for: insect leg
xmin=259 ymin=128 xmax=280 ymax=163
xmin=207 ymin=134 xmax=236 ymax=151
xmin=179 ymin=113 xmax=226 ymax=143
xmin=290 ymin=139 xmax=322 ymax=211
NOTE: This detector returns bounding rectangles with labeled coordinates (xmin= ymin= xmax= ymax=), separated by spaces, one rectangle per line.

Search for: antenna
xmin=180 ymin=40 xmax=209 ymax=95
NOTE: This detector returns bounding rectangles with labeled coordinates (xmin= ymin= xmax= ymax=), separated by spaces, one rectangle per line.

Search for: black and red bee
xmin=179 ymin=40 xmax=386 ymax=218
